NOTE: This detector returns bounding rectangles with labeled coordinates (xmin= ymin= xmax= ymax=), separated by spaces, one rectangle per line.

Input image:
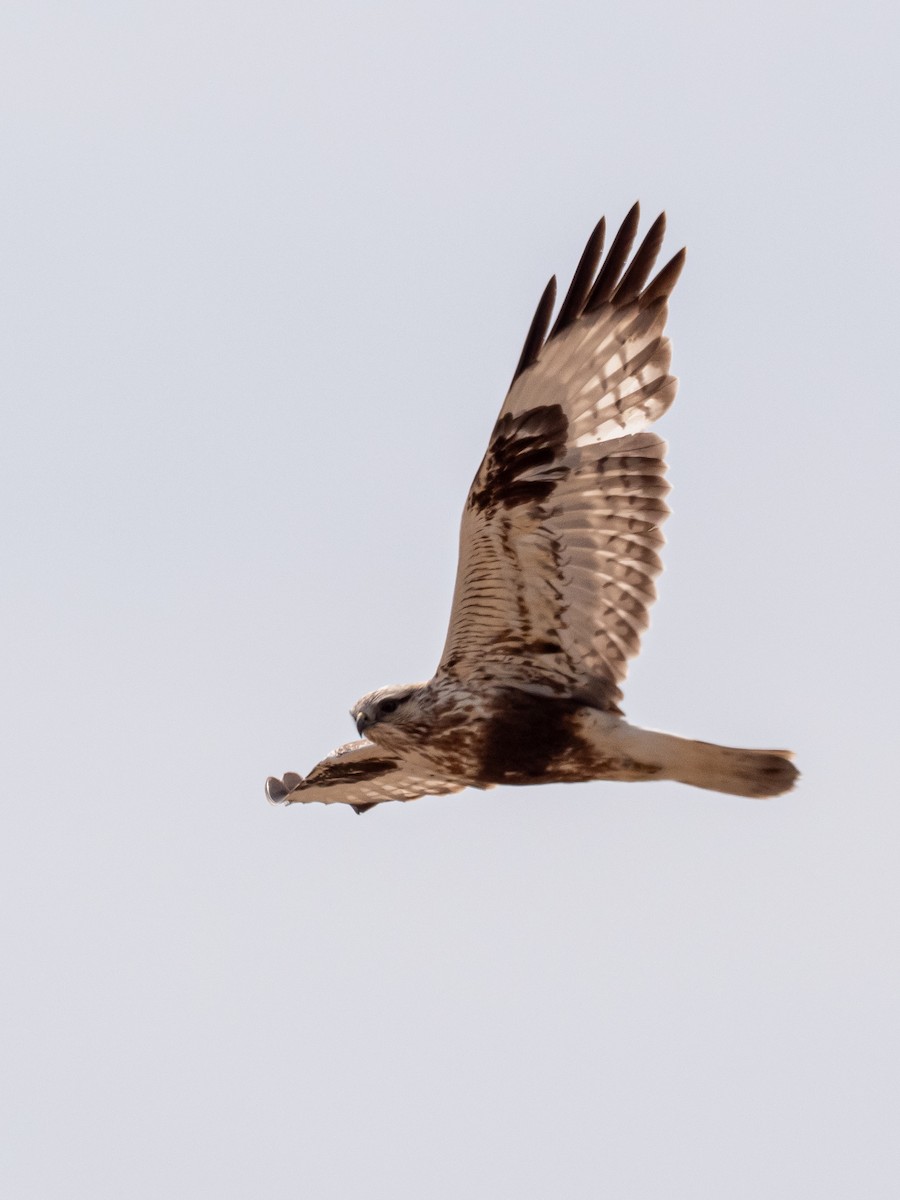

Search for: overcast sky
xmin=2 ymin=2 xmax=899 ymax=1196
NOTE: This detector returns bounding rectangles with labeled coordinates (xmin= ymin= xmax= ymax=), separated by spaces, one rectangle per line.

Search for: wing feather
xmin=437 ymin=210 xmax=683 ymax=709
xmin=266 ymin=739 xmax=467 ymax=813
xmin=548 ymin=217 xmax=606 ymax=339
xmin=611 ymin=211 xmax=667 ymax=303
xmin=512 ymin=276 xmax=557 ymax=384
xmin=586 ymin=201 xmax=641 ymax=307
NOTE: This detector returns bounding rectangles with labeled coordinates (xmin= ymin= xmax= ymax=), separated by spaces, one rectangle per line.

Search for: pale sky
xmin=2 ymin=2 xmax=899 ymax=1197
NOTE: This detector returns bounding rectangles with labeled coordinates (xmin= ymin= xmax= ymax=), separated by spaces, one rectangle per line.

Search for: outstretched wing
xmin=437 ymin=205 xmax=685 ymax=712
xmin=265 ymin=739 xmax=468 ymax=814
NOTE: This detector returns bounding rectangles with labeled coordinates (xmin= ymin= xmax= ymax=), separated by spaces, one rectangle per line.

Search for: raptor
xmin=266 ymin=205 xmax=798 ymax=813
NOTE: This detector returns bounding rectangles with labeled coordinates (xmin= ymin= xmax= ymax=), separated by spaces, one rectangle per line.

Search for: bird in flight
xmin=266 ymin=205 xmax=798 ymax=813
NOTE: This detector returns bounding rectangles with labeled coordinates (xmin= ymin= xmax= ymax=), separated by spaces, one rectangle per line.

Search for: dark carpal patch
xmin=526 ymin=639 xmax=562 ymax=655
xmin=469 ymin=405 xmax=568 ymax=514
xmin=478 ymin=690 xmax=585 ymax=785
xmin=313 ymin=758 xmax=400 ymax=788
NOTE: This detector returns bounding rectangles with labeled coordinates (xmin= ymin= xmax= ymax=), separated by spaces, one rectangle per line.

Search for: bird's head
xmin=351 ymin=682 xmax=427 ymax=742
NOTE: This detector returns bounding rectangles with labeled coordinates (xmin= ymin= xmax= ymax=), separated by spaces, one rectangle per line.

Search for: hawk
xmin=266 ymin=205 xmax=798 ymax=814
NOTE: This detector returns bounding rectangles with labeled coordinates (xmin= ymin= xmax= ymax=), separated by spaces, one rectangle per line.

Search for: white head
xmin=351 ymin=682 xmax=427 ymax=741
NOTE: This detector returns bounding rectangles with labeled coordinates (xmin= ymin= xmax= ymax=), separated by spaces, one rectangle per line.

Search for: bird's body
xmin=266 ymin=206 xmax=798 ymax=813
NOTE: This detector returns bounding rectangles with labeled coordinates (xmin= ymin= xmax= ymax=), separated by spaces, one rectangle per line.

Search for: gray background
xmin=3 ymin=1 xmax=898 ymax=1196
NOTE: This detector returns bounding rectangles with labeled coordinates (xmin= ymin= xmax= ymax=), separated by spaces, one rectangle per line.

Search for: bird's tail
xmin=645 ymin=731 xmax=798 ymax=798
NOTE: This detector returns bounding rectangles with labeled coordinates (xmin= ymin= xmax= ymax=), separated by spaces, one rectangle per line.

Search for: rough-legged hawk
xmin=266 ymin=206 xmax=798 ymax=813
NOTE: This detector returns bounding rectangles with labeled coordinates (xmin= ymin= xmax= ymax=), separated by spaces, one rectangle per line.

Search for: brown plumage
xmin=266 ymin=207 xmax=797 ymax=813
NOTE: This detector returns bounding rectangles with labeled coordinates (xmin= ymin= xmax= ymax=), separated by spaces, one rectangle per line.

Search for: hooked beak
xmin=355 ymin=712 xmax=370 ymax=736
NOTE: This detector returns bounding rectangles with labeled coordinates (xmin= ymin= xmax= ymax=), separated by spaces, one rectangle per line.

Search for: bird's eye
xmin=380 ymin=699 xmax=398 ymax=715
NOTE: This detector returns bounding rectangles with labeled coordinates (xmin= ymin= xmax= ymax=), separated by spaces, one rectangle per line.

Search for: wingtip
xmin=510 ymin=273 xmax=559 ymax=385
xmin=266 ymin=775 xmax=292 ymax=805
xmin=640 ymin=246 xmax=687 ymax=307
